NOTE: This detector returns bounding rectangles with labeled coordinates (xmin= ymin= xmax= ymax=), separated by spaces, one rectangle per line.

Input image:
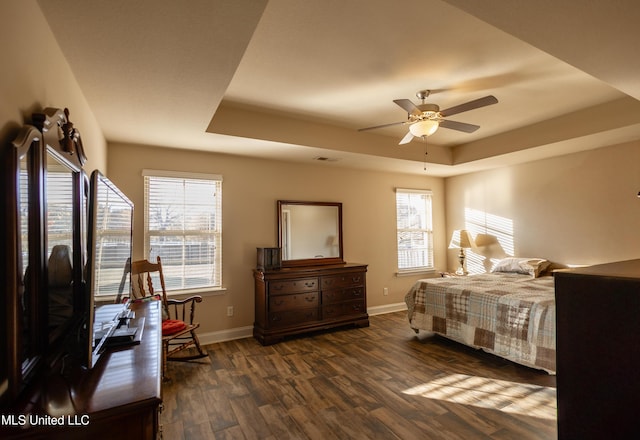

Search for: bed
xmin=404 ymin=258 xmax=557 ymax=373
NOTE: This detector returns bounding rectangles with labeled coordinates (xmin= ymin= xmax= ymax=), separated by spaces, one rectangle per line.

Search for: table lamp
xmin=449 ymin=229 xmax=474 ymax=275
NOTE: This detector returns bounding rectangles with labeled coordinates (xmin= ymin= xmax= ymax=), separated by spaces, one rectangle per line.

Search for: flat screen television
xmin=82 ymin=170 xmax=134 ymax=368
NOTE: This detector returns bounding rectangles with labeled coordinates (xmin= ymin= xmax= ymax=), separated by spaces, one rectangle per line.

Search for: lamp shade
xmin=449 ymin=229 xmax=474 ymax=249
xmin=409 ymin=120 xmax=439 ymax=137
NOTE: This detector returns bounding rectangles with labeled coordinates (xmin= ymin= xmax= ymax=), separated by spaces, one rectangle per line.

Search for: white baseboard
xmin=197 ymin=303 xmax=408 ymax=345
xmin=367 ymin=302 xmax=408 ymax=316
xmin=198 ymin=325 xmax=254 ymax=346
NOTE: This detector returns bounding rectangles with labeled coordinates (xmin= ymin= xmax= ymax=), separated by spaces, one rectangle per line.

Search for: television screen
xmin=83 ymin=170 xmax=134 ymax=368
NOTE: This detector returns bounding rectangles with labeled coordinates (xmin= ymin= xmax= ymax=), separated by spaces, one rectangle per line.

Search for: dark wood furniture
xmin=1 ymin=300 xmax=162 ymax=439
xmin=254 ymin=263 xmax=369 ymax=345
xmin=555 ymin=259 xmax=640 ymax=440
xmin=1 ymin=108 xmax=88 ymax=408
xmin=1 ymin=107 xmax=160 ymax=438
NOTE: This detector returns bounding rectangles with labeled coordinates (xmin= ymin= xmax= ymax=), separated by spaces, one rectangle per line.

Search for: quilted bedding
xmin=404 ymin=273 xmax=556 ymax=373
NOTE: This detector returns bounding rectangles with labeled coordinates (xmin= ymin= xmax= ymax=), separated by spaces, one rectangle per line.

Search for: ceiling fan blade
xmin=439 ymin=95 xmax=498 ymax=117
xmin=399 ymin=131 xmax=414 ymax=145
xmin=393 ymin=99 xmax=421 ymax=115
xmin=358 ymin=121 xmax=406 ymax=132
xmin=439 ymin=119 xmax=480 ymax=133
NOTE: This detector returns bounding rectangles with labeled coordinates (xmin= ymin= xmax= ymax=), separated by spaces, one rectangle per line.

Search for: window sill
xmin=395 ymin=268 xmax=437 ymax=277
xmin=96 ymin=286 xmax=227 ymax=304
xmin=166 ymin=286 xmax=227 ymax=299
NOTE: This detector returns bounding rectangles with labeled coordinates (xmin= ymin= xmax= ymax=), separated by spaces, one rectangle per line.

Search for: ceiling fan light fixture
xmin=409 ymin=119 xmax=439 ymax=137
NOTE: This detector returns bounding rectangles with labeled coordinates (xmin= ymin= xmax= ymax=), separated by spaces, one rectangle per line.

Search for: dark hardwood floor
xmin=160 ymin=311 xmax=557 ymax=439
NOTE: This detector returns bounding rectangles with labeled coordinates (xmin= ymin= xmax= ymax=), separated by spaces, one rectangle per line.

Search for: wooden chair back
xmin=130 ymin=256 xmax=169 ymax=312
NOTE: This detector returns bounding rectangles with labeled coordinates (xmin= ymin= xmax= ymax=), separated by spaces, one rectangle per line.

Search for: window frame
xmin=142 ymin=169 xmax=223 ymax=294
xmin=395 ymin=188 xmax=435 ymax=275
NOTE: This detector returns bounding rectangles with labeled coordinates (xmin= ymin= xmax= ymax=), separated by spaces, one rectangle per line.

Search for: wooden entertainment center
xmin=1 ymin=108 xmax=161 ymax=438
xmin=1 ymin=301 xmax=162 ymax=439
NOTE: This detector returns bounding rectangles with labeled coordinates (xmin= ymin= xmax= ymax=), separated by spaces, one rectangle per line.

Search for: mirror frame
xmin=277 ymin=200 xmax=344 ymax=267
xmin=2 ymin=124 xmax=44 ymax=405
xmin=0 ymin=108 xmax=88 ymax=406
xmin=38 ymin=108 xmax=87 ymax=352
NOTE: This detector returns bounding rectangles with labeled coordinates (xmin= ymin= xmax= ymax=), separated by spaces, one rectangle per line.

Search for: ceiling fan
xmin=359 ymin=90 xmax=498 ymax=145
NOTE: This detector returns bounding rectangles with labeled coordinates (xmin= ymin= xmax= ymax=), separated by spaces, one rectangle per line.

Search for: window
xmin=143 ymin=170 xmax=222 ymax=292
xmin=396 ymin=188 xmax=434 ymax=272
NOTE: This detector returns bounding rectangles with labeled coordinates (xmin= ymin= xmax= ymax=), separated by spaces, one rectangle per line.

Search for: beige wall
xmin=445 ymin=140 xmax=640 ymax=272
xmin=0 ymin=0 xmax=107 ymax=173
xmin=108 ymin=142 xmax=447 ymax=335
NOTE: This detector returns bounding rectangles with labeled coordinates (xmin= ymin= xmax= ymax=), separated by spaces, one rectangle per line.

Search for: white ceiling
xmin=38 ymin=0 xmax=640 ymax=176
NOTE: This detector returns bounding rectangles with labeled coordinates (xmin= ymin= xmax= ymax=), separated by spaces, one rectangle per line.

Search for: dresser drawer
xmin=322 ymin=300 xmax=366 ymax=319
xmin=322 ymin=287 xmax=365 ymax=304
xmin=269 ymin=292 xmax=318 ymax=311
xmin=321 ymin=272 xmax=365 ymax=289
xmin=269 ymin=308 xmax=319 ymax=327
xmin=269 ymin=277 xmax=318 ymax=294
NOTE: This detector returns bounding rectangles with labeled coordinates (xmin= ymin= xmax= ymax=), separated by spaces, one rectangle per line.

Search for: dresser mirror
xmin=45 ymin=147 xmax=79 ymax=344
xmin=1 ymin=108 xmax=87 ymax=406
xmin=277 ymin=200 xmax=344 ymax=267
xmin=9 ymin=125 xmax=42 ymax=397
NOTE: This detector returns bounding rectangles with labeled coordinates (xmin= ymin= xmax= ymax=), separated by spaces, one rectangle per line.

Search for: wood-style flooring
xmin=160 ymin=311 xmax=557 ymax=440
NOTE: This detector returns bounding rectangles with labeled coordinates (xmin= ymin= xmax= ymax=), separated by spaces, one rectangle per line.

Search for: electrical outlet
xmin=227 ymin=306 xmax=234 ymax=317
xmin=383 ymin=287 xmax=389 ymax=296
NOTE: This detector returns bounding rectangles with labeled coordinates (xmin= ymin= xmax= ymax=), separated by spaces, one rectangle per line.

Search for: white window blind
xmin=46 ymin=169 xmax=74 ymax=256
xmin=19 ymin=166 xmax=30 ymax=274
xmin=143 ymin=171 xmax=222 ymax=291
xmin=396 ymin=188 xmax=434 ymax=271
xmin=92 ymin=179 xmax=133 ymax=297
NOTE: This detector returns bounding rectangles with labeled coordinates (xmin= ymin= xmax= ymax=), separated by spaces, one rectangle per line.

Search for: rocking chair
xmin=130 ymin=256 xmax=208 ymax=380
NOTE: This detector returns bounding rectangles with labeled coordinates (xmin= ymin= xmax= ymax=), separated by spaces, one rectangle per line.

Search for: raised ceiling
xmin=39 ymin=0 xmax=640 ymax=176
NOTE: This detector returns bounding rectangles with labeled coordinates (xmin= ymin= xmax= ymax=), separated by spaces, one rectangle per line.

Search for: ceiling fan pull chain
xmin=423 ymin=136 xmax=428 ymax=171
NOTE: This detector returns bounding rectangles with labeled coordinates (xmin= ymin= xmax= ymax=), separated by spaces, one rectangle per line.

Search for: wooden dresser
xmin=1 ymin=301 xmax=162 ymax=440
xmin=555 ymin=259 xmax=640 ymax=440
xmin=253 ymin=263 xmax=369 ymax=344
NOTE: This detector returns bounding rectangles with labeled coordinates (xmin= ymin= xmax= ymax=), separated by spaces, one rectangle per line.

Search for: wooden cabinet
xmin=254 ymin=263 xmax=369 ymax=344
xmin=555 ymin=259 xmax=640 ymax=440
xmin=1 ymin=301 xmax=162 ymax=439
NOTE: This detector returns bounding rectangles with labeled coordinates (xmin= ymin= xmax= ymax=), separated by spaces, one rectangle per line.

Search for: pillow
xmin=162 ymin=319 xmax=187 ymax=336
xmin=491 ymin=257 xmax=550 ymax=278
